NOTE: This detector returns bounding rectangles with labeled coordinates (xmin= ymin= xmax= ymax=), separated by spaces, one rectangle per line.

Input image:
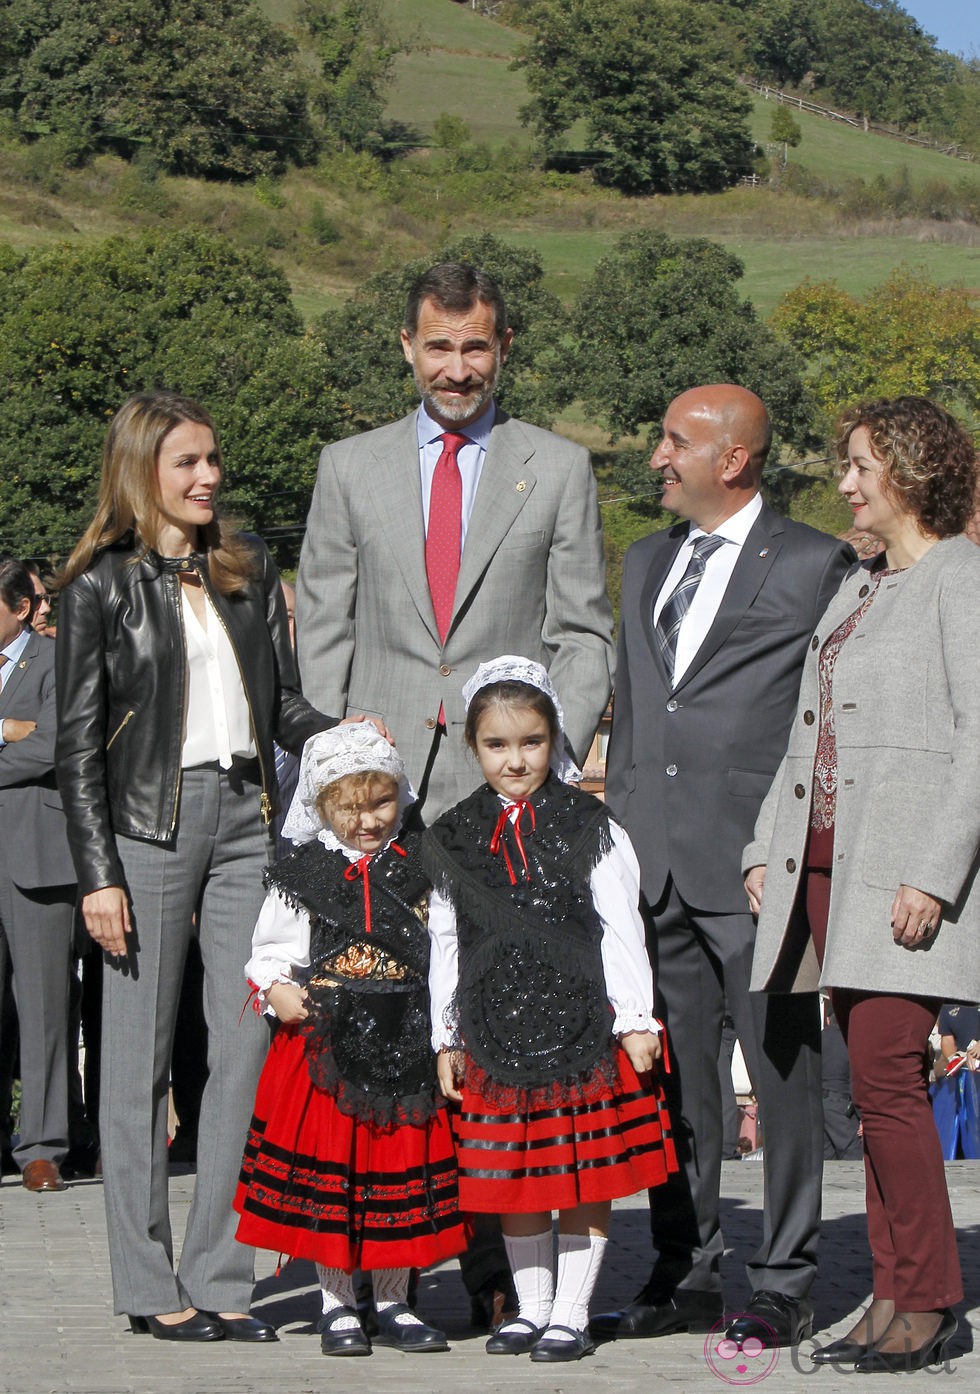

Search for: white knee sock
xmin=316 ymin=1265 xmax=359 ymax=1328
xmin=546 ymin=1233 xmax=607 ymax=1339
xmin=501 ymin=1229 xmax=554 ymax=1331
xmin=373 ymin=1267 xmax=424 ymax=1326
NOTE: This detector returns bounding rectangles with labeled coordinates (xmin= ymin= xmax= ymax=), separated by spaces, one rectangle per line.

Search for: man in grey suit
xmin=296 ymin=261 xmax=614 ymax=821
xmin=593 ymin=386 xmax=854 ymax=1348
xmin=0 ymin=556 xmax=76 ymax=1192
xmin=296 ymin=262 xmax=614 ymax=1325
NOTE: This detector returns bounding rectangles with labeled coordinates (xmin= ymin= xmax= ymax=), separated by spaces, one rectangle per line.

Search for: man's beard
xmin=417 ymin=361 xmax=500 ymax=424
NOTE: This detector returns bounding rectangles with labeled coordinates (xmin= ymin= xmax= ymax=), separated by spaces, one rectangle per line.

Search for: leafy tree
xmin=515 ymin=0 xmax=755 ymax=194
xmin=570 ymin=230 xmax=819 ymax=452
xmin=299 ymin=0 xmax=404 ymax=154
xmin=314 ymin=232 xmax=574 ymax=431
xmin=772 ymin=268 xmax=980 ymax=426
xmin=738 ymin=0 xmax=824 ymax=87
xmin=770 ymin=104 xmax=802 ymax=165
xmin=0 ymin=230 xmax=352 ymax=563
xmin=0 ymin=0 xmax=311 ymax=178
xmin=810 ymin=0 xmax=946 ymax=127
xmin=735 ymin=0 xmax=950 ymax=133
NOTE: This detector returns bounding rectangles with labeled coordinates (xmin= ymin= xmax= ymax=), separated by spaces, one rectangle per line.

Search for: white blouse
xmin=180 ymin=586 xmax=255 ymax=769
xmin=428 ymin=810 xmax=661 ymax=1051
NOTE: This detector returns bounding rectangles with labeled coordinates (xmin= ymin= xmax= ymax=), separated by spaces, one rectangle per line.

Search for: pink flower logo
xmin=704 ymin=1316 xmax=780 ymax=1384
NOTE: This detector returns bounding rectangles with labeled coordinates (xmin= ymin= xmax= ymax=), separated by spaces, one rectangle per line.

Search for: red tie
xmin=426 ymin=432 xmax=467 ymax=641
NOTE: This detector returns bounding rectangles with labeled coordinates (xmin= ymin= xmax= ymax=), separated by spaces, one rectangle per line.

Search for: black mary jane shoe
xmin=853 ymin=1310 xmax=957 ymax=1374
xmin=486 ymin=1318 xmax=542 ymax=1355
xmin=128 ymin=1311 xmax=224 ymax=1341
xmin=318 ymin=1305 xmax=372 ymax=1357
xmin=529 ymin=1324 xmax=595 ymax=1363
xmin=811 ymin=1335 xmax=872 ymax=1365
xmin=373 ymin=1303 xmax=449 ymax=1352
xmin=202 ymin=1311 xmax=278 ymax=1342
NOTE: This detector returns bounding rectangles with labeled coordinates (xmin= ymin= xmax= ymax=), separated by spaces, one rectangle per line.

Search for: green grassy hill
xmin=1 ymin=0 xmax=977 ymax=327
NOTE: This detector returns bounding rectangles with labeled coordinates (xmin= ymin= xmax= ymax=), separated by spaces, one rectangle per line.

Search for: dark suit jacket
xmin=605 ymin=501 xmax=854 ymax=914
xmin=0 ymin=631 xmax=74 ymax=890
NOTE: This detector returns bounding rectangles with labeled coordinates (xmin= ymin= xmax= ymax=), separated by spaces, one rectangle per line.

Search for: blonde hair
xmin=315 ymin=772 xmax=400 ymax=841
xmin=58 ymin=390 xmax=255 ymax=593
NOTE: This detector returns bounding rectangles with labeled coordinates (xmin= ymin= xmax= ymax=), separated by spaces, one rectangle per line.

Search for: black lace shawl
xmin=422 ymin=777 xmax=617 ymax=1098
xmin=264 ymin=835 xmax=439 ymax=1128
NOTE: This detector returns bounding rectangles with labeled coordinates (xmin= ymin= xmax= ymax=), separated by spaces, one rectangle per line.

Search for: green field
xmin=503 ymin=225 xmax=980 ymax=317
xmin=1 ymin=0 xmax=977 ymax=327
xmin=747 ymin=95 xmax=980 ymax=189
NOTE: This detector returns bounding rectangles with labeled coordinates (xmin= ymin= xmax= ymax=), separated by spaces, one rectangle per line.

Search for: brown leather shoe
xmin=22 ymin=1160 xmax=67 ymax=1192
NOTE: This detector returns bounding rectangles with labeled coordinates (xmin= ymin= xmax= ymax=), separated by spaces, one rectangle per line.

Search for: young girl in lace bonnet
xmin=423 ymin=656 xmax=677 ymax=1363
xmin=235 ymin=723 xmax=466 ymax=1357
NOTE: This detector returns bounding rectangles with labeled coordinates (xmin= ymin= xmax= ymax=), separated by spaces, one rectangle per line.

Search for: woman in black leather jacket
xmin=55 ymin=391 xmax=337 ymax=1343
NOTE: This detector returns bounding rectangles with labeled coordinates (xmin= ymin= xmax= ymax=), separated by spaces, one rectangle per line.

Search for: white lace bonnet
xmin=460 ymin=654 xmax=583 ymax=783
xmin=280 ymin=724 xmax=415 ymax=844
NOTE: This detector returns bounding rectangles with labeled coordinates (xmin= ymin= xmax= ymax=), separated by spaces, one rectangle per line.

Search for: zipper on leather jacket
xmin=200 ymin=571 xmax=274 ymax=826
xmin=106 ymin=709 xmax=135 ymax=751
xmin=169 ymin=577 xmax=188 ymax=837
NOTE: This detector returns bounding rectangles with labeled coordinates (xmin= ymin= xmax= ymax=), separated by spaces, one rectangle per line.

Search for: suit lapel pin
xmin=759 ymin=548 xmax=770 ymax=558
xmin=516 ymin=480 xmax=526 ymax=492
xmin=18 ymin=659 xmax=27 ymax=668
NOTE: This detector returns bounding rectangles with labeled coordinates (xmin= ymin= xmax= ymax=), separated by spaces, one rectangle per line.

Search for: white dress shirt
xmin=653 ymin=492 xmax=763 ymax=686
xmin=180 ymin=586 xmax=255 ymax=769
xmin=416 ymin=400 xmax=496 ymax=545
xmin=0 ymin=625 xmax=32 ymax=745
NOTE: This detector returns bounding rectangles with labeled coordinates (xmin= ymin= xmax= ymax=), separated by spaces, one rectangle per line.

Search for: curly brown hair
xmin=314 ymin=772 xmax=399 ymax=842
xmin=836 ymin=396 xmax=978 ymax=539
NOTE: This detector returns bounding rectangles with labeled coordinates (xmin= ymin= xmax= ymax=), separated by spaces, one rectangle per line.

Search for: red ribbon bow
xmin=344 ymin=842 xmax=405 ymax=933
xmin=489 ymin=801 xmax=536 ymax=884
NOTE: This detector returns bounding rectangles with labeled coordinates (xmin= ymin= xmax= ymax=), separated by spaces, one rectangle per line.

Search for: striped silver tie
xmin=655 ymin=534 xmax=725 ymax=681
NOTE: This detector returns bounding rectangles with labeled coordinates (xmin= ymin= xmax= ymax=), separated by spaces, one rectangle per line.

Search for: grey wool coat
xmin=747 ymin=535 xmax=980 ymax=1002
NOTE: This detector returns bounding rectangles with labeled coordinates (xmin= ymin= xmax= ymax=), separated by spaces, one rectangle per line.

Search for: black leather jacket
xmin=55 ymin=534 xmax=335 ymax=898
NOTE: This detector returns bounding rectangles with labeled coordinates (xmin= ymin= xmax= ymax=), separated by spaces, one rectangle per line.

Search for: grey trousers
xmin=647 ymin=882 xmax=823 ymax=1298
xmin=0 ymin=877 xmax=74 ymax=1167
xmin=101 ymin=766 xmax=272 ymax=1317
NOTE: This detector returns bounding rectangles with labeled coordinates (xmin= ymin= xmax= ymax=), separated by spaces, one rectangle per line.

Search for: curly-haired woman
xmin=745 ymin=396 xmax=979 ymax=1373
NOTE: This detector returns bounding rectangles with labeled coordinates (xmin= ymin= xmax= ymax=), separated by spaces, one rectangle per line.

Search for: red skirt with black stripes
xmin=234 ymin=1025 xmax=467 ymax=1272
xmin=451 ymin=1047 xmax=678 ymax=1213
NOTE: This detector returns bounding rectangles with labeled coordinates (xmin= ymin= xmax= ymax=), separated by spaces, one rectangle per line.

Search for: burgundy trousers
xmin=806 ymin=865 xmax=962 ymax=1309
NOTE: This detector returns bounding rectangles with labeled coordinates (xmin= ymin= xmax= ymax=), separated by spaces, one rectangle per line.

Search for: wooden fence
xmin=745 ymin=79 xmax=977 ymax=164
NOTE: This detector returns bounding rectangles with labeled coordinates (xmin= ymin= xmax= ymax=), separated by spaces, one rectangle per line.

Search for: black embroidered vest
xmin=422 ymin=777 xmax=616 ymax=1094
xmin=265 ymin=834 xmax=438 ymax=1128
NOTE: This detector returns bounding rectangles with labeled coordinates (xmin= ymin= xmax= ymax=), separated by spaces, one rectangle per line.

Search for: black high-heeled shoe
xmin=128 ymin=1311 xmax=223 ymax=1341
xmin=853 ymin=1310 xmax=957 ymax=1374
xmin=811 ymin=1335 xmax=872 ymax=1365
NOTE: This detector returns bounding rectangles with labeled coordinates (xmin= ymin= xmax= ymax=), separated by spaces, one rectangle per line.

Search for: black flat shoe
xmin=811 ymin=1335 xmax=872 ymax=1365
xmin=201 ymin=1311 xmax=278 ymax=1342
xmin=318 ymin=1305 xmax=371 ymax=1357
xmin=854 ymin=1310 xmax=957 ymax=1374
xmin=529 ymin=1325 xmax=595 ymax=1362
xmin=486 ymin=1318 xmax=542 ymax=1354
xmin=590 ymin=1287 xmax=723 ymax=1339
xmin=128 ymin=1311 xmax=223 ymax=1341
xmin=373 ymin=1303 xmax=448 ymax=1352
xmin=725 ymin=1291 xmax=814 ymax=1348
